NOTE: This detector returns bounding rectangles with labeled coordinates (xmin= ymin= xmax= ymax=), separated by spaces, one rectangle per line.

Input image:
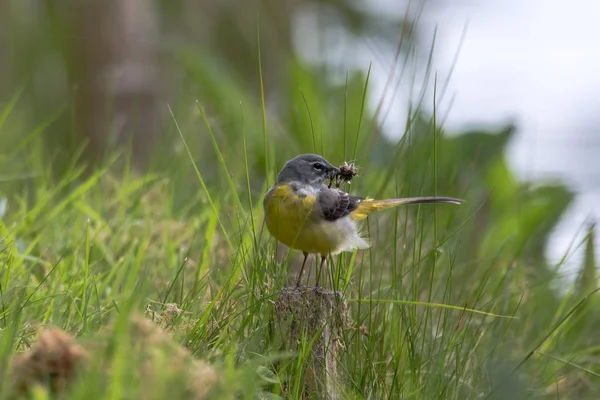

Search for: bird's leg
xmin=315 ymin=255 xmax=327 ymax=287
xmin=296 ymin=252 xmax=309 ymax=287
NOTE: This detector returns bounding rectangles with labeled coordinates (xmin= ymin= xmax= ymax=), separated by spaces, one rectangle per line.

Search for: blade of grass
xmin=0 ymin=85 xmax=25 ymax=130
xmin=240 ymin=103 xmax=259 ymax=253
xmin=347 ymin=298 xmax=516 ymax=319
xmin=536 ymin=351 xmax=600 ymax=378
xmin=168 ymin=104 xmax=232 ymax=249
xmin=196 ymin=100 xmax=245 ymax=212
xmin=484 ymin=287 xmax=600 ymax=399
xmin=300 ymin=90 xmax=317 ymax=153
xmin=351 ymin=62 xmax=372 ymax=161
xmin=257 ymin=18 xmax=270 ymax=186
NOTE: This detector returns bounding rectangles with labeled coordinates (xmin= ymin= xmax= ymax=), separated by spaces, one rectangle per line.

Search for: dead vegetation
xmin=273 ymin=285 xmax=350 ymax=399
xmin=12 ymin=328 xmax=88 ymax=394
xmin=10 ymin=306 xmax=218 ymax=399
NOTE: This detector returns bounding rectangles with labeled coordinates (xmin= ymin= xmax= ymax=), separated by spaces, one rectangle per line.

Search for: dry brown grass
xmin=121 ymin=313 xmax=218 ymax=400
xmin=12 ymin=328 xmax=88 ymax=394
xmin=10 ymin=310 xmax=218 ymax=399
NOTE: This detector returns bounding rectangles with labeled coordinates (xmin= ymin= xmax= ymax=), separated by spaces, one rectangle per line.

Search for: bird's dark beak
xmin=327 ymin=165 xmax=339 ymax=179
xmin=326 ymin=165 xmax=339 ymax=188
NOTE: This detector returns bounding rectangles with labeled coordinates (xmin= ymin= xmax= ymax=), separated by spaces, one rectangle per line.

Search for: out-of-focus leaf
xmin=286 ymin=58 xmax=328 ymax=153
xmin=486 ymin=157 xmax=518 ymax=202
xmin=480 ymin=182 xmax=572 ymax=261
xmin=448 ymin=124 xmax=515 ymax=167
xmin=575 ymin=224 xmax=597 ymax=297
xmin=256 ymin=365 xmax=280 ymax=385
xmin=519 ymin=185 xmax=573 ymax=259
xmin=564 ymin=224 xmax=599 ymax=345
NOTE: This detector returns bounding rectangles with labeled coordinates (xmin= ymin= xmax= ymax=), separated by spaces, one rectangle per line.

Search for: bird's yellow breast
xmin=263 ymin=184 xmax=345 ymax=255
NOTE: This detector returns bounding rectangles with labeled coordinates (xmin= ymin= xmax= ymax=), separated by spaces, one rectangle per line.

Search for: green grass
xmin=1 ymin=45 xmax=599 ymax=399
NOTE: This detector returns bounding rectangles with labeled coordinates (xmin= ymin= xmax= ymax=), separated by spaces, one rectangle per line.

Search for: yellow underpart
xmin=264 ymin=184 xmax=458 ymax=254
xmin=264 ymin=184 xmax=352 ymax=255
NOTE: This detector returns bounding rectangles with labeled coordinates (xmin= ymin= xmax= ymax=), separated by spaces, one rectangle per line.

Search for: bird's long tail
xmin=351 ymin=197 xmax=462 ymax=221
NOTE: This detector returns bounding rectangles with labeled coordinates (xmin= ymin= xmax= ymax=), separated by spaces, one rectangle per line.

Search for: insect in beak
xmin=327 ymin=168 xmax=339 ymax=188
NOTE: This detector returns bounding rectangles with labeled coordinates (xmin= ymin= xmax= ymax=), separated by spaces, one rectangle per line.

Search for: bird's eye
xmin=313 ymin=162 xmax=324 ymax=170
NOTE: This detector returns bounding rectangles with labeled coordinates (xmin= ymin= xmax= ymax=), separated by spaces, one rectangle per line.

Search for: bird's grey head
xmin=276 ymin=154 xmax=338 ymax=186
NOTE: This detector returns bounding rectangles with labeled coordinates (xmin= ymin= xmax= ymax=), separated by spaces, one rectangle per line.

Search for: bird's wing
xmin=317 ymin=187 xmax=363 ymax=221
xmin=318 ymin=186 xmax=463 ymax=222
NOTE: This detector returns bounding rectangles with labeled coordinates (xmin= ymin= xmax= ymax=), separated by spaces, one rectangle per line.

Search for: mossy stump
xmin=273 ymin=285 xmax=349 ymax=399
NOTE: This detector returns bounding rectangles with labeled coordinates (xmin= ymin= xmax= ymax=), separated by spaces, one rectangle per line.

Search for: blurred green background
xmin=0 ymin=1 xmax=599 ymax=399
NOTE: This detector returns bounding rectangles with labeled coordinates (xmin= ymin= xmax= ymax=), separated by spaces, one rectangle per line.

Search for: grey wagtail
xmin=263 ymin=154 xmax=463 ymax=286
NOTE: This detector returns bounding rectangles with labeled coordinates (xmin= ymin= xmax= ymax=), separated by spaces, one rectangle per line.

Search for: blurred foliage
xmin=1 ymin=0 xmax=600 ymax=398
xmin=0 ymin=0 xmax=411 ymax=169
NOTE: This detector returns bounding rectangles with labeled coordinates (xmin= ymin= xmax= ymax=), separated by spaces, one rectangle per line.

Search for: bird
xmin=263 ymin=154 xmax=463 ymax=286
